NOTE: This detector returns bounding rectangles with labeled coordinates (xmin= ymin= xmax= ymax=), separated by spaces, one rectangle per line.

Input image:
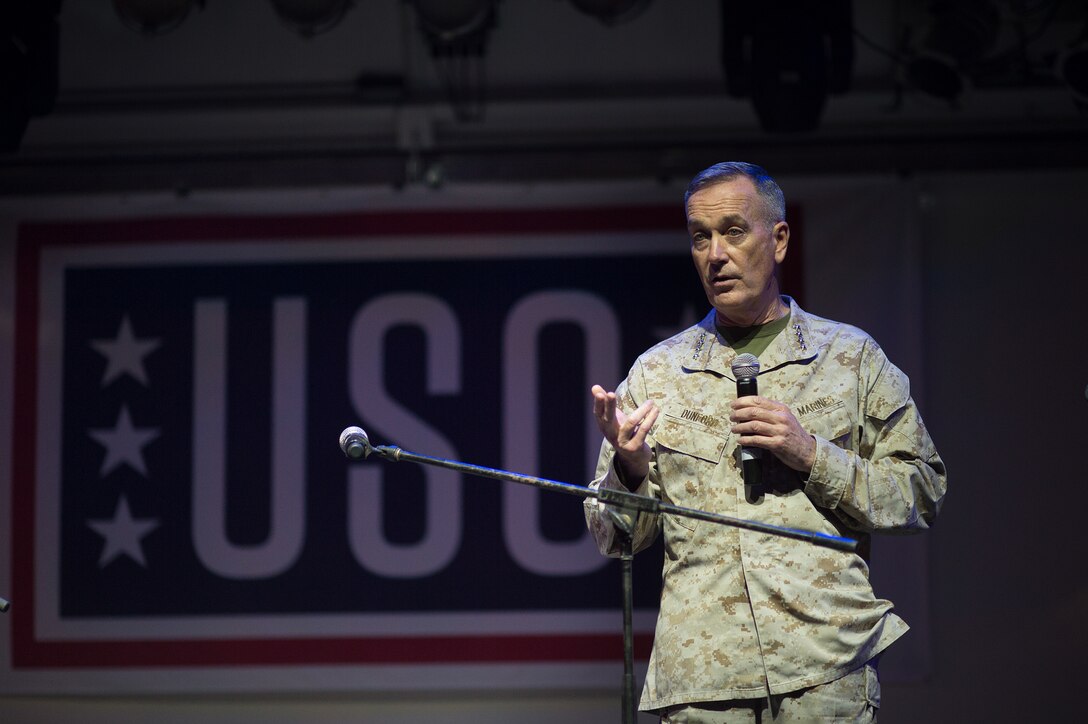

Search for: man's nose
xmin=708 ymin=234 xmax=729 ymax=262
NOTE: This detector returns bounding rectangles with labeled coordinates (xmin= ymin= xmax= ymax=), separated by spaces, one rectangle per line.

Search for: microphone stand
xmin=344 ymin=435 xmax=856 ymax=724
xmin=616 ymin=517 xmax=637 ymax=724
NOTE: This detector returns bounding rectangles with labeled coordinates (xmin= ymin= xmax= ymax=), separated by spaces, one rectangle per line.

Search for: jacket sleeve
xmin=803 ymin=341 xmax=947 ymax=533
xmin=582 ymin=366 xmax=664 ymax=557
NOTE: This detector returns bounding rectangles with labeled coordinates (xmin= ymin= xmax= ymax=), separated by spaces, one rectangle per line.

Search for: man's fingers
xmin=626 ymin=399 xmax=654 ymax=428
xmin=590 ymin=386 xmax=624 ymax=445
xmin=631 ymin=404 xmax=660 ymax=445
xmin=731 ymin=397 xmax=785 ymax=441
xmin=591 ymin=385 xmax=616 ymax=419
xmin=590 ymin=387 xmax=660 ymax=450
xmin=623 ymin=400 xmax=658 ymax=444
xmin=602 ymin=393 xmax=617 ymax=423
xmin=730 ymin=397 xmax=788 ymax=423
xmin=731 ymin=395 xmax=773 ymax=413
xmin=632 ymin=398 xmax=655 ymax=417
xmin=734 ymin=419 xmax=773 ymax=439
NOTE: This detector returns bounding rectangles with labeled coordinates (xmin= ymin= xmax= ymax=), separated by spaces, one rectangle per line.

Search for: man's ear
xmin=773 ymin=221 xmax=790 ymax=264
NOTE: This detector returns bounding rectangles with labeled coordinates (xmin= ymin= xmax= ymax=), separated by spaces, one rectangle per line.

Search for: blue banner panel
xmin=12 ymin=207 xmax=710 ymax=677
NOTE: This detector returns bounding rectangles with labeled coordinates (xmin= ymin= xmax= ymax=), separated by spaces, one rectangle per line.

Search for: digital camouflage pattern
xmin=585 ymin=297 xmax=946 ymax=712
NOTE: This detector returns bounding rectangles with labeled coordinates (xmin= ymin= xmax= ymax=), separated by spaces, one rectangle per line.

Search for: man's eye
xmin=727 ymin=227 xmax=745 ymax=237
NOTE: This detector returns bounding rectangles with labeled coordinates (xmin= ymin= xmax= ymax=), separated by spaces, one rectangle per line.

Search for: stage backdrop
xmin=0 ymin=180 xmax=928 ymax=695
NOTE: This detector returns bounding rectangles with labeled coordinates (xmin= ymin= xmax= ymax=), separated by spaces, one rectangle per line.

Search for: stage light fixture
xmin=2 ymin=2 xmax=60 ymax=152
xmin=1058 ymin=43 xmax=1088 ymax=101
xmin=409 ymin=0 xmax=497 ymax=122
xmin=569 ymin=0 xmax=653 ymax=26
xmin=113 ymin=0 xmax=202 ymax=36
xmin=411 ymin=0 xmax=495 ymax=44
xmin=904 ymin=0 xmax=1000 ymax=101
xmin=721 ymin=0 xmax=854 ymax=133
xmin=1056 ymin=11 xmax=1088 ymax=103
xmin=904 ymin=52 xmax=965 ymax=101
xmin=270 ymin=0 xmax=353 ymax=37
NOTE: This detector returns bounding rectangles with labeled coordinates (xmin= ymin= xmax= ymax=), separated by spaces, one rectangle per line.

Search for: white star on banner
xmin=88 ymin=406 xmax=160 ymax=477
xmin=653 ymin=303 xmax=702 ymax=341
xmin=87 ymin=495 xmax=160 ymax=568
xmin=91 ymin=316 xmax=161 ymax=387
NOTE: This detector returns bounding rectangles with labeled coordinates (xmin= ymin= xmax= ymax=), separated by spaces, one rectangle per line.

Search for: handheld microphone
xmin=730 ymin=353 xmax=762 ymax=489
xmin=339 ymin=426 xmax=371 ymax=459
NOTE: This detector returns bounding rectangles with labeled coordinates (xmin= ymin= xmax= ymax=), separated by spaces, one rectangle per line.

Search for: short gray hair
xmin=684 ymin=161 xmax=786 ymax=223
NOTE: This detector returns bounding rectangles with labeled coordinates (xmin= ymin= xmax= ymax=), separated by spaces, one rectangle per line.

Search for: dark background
xmin=2 ymin=1 xmax=1087 ymax=722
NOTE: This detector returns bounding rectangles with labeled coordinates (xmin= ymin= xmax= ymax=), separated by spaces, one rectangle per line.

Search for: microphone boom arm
xmin=359 ymin=441 xmax=857 ymax=553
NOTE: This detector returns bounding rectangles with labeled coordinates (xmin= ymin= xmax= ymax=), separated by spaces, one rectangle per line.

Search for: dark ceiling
xmin=2 ymin=0 xmax=1086 ymax=195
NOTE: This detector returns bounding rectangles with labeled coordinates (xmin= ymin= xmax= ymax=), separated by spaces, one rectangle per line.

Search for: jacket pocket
xmin=653 ymin=413 xmax=728 ymax=530
xmin=804 ymin=406 xmax=856 ymax=452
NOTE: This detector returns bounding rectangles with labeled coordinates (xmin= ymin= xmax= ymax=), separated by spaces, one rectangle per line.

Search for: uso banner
xmin=7 ymin=202 xmax=714 ymax=692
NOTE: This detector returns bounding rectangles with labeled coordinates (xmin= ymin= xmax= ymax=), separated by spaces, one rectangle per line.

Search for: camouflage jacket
xmin=584 ymin=297 xmax=946 ymax=711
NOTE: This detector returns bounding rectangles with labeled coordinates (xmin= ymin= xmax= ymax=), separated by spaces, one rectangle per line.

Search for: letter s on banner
xmin=502 ymin=290 xmax=616 ymax=576
xmin=347 ymin=293 xmax=463 ymax=578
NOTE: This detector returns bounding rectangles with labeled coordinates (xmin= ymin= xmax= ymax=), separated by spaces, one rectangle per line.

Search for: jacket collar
xmin=681 ymin=296 xmax=819 ymax=379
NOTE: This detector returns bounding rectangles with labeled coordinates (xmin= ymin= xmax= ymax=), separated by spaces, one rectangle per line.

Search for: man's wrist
xmin=613 ymin=455 xmax=648 ymax=491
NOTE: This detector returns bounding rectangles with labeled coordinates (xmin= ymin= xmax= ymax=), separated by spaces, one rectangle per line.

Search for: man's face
xmin=686 ymin=177 xmax=789 ymax=326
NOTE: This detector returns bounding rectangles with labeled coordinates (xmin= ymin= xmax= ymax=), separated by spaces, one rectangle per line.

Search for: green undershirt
xmin=717 ymin=311 xmax=792 ymax=359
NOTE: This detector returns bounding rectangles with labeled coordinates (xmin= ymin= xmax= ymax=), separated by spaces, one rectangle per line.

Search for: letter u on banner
xmin=502 ymin=290 xmax=617 ymax=576
xmin=191 ymin=297 xmax=307 ymax=579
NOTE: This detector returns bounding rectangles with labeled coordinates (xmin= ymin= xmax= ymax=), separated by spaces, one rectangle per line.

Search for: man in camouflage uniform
xmin=584 ymin=162 xmax=946 ymax=722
